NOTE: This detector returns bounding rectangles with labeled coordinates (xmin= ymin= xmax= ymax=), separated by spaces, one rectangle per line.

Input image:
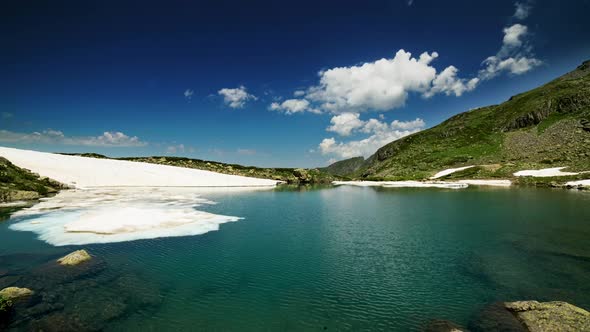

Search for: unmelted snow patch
xmin=9 ymin=188 xmax=245 ymax=246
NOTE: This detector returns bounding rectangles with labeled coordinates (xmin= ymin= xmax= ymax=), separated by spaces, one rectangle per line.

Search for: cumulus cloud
xmin=270 ymin=1 xmax=541 ymax=115
xmin=306 ymin=50 xmax=440 ymax=113
xmin=502 ymin=24 xmax=528 ymax=47
xmin=514 ymin=1 xmax=532 ymax=20
xmin=0 ymin=130 xmax=147 ymax=147
xmin=424 ymin=66 xmax=479 ymax=98
xmin=326 ymin=113 xmax=365 ymax=136
xmin=269 ymin=99 xmax=320 ymax=115
xmin=184 ymin=89 xmax=194 ymax=101
xmin=218 ymin=86 xmax=257 ymax=108
xmin=318 ymin=117 xmax=425 ymax=158
xmin=479 ymin=23 xmax=541 ymax=80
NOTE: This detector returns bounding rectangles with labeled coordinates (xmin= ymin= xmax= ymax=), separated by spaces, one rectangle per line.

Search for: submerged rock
xmin=424 ymin=319 xmax=466 ymax=331
xmin=505 ymin=300 xmax=590 ymax=332
xmin=57 ymin=250 xmax=91 ymax=266
xmin=0 ymin=287 xmax=34 ymax=300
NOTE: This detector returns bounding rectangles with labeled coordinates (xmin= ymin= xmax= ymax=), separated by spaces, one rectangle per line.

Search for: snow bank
xmin=0 ymin=147 xmax=279 ymax=188
xmin=332 ymin=181 xmax=468 ymax=189
xmin=513 ymin=167 xmax=580 ymax=177
xmin=458 ymin=179 xmax=512 ymax=187
xmin=430 ymin=166 xmax=475 ymax=179
xmin=9 ymin=187 xmax=263 ymax=246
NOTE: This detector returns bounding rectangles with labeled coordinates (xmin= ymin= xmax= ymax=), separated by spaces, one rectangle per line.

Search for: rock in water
xmin=57 ymin=249 xmax=92 ymax=266
xmin=504 ymin=300 xmax=590 ymax=332
xmin=424 ymin=319 xmax=465 ymax=331
xmin=0 ymin=287 xmax=34 ymax=300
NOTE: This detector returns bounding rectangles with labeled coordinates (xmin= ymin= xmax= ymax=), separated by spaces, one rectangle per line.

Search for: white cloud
xmin=269 ymin=99 xmax=320 ymax=115
xmin=479 ymin=23 xmax=541 ymax=79
xmin=270 ymin=3 xmax=540 ymax=116
xmin=326 ymin=113 xmax=365 ymax=136
xmin=306 ymin=50 xmax=439 ymax=113
xmin=503 ymin=24 xmax=528 ymax=47
xmin=218 ymin=86 xmax=256 ymax=108
xmin=0 ymin=130 xmax=147 ymax=147
xmin=166 ymin=144 xmax=185 ymax=154
xmin=481 ymin=56 xmax=541 ymax=77
xmin=424 ymin=66 xmax=480 ymax=98
xmin=514 ymin=1 xmax=531 ymax=20
xmin=318 ymin=117 xmax=425 ymax=158
xmin=184 ymin=89 xmax=194 ymax=101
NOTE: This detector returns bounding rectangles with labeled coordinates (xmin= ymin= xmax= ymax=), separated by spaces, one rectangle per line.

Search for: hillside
xmin=0 ymin=157 xmax=66 ymax=202
xmin=337 ymin=60 xmax=590 ymax=181
xmin=321 ymin=157 xmax=365 ymax=177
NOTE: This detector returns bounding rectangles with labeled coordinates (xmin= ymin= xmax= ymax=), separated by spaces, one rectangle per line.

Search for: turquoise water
xmin=1 ymin=186 xmax=590 ymax=331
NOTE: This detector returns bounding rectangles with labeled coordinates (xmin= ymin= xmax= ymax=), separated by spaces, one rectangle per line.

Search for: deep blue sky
xmin=1 ymin=0 xmax=589 ymax=167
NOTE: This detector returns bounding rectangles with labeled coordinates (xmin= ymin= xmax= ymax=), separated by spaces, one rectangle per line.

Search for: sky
xmin=1 ymin=0 xmax=589 ymax=168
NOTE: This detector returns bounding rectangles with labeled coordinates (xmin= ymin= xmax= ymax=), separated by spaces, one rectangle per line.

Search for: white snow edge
xmin=0 ymin=147 xmax=280 ymax=188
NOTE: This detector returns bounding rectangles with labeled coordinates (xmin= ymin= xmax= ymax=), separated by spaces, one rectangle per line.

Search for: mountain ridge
xmin=325 ymin=60 xmax=590 ymax=181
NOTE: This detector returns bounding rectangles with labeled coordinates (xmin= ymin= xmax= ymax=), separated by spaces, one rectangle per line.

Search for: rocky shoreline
xmin=426 ymin=300 xmax=590 ymax=331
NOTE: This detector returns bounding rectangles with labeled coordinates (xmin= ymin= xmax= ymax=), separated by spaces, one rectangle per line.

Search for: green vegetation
xmin=332 ymin=60 xmax=590 ymax=184
xmin=321 ymin=157 xmax=365 ymax=177
xmin=118 ymin=156 xmax=340 ymax=184
xmin=0 ymin=157 xmax=66 ymax=203
xmin=0 ymin=295 xmax=12 ymax=315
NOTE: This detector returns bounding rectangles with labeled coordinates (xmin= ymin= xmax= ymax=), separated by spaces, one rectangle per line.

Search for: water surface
xmin=1 ymin=186 xmax=589 ymax=331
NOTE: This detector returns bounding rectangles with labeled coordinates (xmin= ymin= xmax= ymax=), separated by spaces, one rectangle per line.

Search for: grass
xmin=347 ymin=60 xmax=590 ymax=184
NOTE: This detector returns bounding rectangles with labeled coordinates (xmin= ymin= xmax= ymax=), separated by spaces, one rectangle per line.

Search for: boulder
xmin=504 ymin=300 xmax=590 ymax=332
xmin=57 ymin=250 xmax=91 ymax=266
xmin=0 ymin=287 xmax=34 ymax=300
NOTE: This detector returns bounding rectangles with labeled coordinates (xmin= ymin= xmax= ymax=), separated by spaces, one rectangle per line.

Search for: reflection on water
xmin=0 ymin=186 xmax=589 ymax=331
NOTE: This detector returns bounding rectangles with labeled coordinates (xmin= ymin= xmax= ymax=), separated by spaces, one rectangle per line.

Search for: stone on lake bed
xmin=0 ymin=287 xmax=34 ymax=300
xmin=57 ymin=250 xmax=92 ymax=266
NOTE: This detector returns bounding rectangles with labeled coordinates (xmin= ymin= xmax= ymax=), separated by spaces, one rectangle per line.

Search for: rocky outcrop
xmin=470 ymin=300 xmax=590 ymax=331
xmin=0 ymin=156 xmax=67 ymax=203
xmin=505 ymin=300 xmax=590 ymax=332
xmin=0 ymin=287 xmax=34 ymax=300
xmin=57 ymin=250 xmax=92 ymax=266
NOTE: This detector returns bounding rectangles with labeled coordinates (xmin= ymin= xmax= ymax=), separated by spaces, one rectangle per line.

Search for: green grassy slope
xmin=350 ymin=60 xmax=590 ymax=181
xmin=0 ymin=157 xmax=66 ymax=202
xmin=321 ymin=157 xmax=365 ymax=177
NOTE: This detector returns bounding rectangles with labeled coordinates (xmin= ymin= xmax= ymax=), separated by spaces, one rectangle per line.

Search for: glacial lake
xmin=1 ymin=186 xmax=589 ymax=331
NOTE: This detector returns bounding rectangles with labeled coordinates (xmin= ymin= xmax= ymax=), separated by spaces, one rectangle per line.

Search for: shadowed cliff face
xmin=330 ymin=60 xmax=590 ymax=181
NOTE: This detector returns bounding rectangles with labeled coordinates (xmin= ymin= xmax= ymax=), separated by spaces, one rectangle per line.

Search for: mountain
xmin=321 ymin=157 xmax=365 ymax=177
xmin=331 ymin=60 xmax=590 ymax=181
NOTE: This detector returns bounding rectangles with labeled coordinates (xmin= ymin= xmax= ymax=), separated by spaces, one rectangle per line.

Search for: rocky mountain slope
xmin=330 ymin=60 xmax=590 ymax=181
xmin=0 ymin=157 xmax=66 ymax=203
